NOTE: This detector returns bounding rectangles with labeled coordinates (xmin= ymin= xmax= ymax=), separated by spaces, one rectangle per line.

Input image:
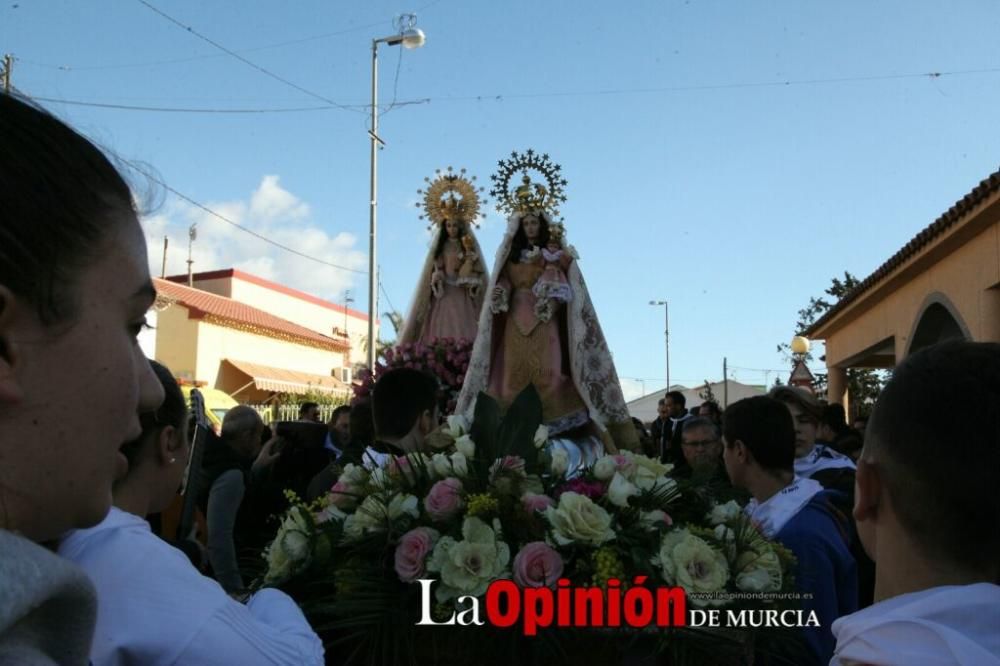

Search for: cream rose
xmin=607 ymin=472 xmax=639 ymax=508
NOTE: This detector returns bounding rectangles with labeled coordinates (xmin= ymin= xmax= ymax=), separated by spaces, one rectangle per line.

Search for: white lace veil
xmin=455 ymin=212 xmax=636 ymax=451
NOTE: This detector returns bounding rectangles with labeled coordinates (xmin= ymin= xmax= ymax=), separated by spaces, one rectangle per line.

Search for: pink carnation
xmin=555 ymin=477 xmax=605 ymax=500
xmin=394 ymin=527 xmax=439 ymax=582
xmin=424 ymin=478 xmax=464 ymax=522
xmin=513 ymin=541 xmax=564 ymax=588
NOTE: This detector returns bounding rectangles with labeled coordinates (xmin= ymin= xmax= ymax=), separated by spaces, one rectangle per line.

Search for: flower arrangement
xmin=258 ymin=387 xmax=798 ymax=665
xmin=353 ymin=338 xmax=474 ymax=415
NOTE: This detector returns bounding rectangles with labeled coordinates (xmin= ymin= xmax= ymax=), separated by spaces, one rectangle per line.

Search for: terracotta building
xmin=806 ymin=168 xmax=1000 ymax=414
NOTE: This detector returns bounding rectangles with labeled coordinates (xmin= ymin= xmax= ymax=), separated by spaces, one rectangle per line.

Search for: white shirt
xmin=795 ymin=442 xmax=855 ymax=479
xmin=58 ymin=507 xmax=324 ymax=666
xmin=831 ymin=583 xmax=1000 ymax=665
xmin=744 ymin=476 xmax=824 ymax=538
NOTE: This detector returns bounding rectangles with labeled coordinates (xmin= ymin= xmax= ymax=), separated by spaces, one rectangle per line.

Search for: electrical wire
xmin=25 ymin=94 xmax=430 ymax=114
xmin=134 ymin=0 xmax=365 ymax=114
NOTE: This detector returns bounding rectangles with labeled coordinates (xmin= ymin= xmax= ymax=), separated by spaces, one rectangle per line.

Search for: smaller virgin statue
xmin=398 ymin=168 xmax=488 ymax=346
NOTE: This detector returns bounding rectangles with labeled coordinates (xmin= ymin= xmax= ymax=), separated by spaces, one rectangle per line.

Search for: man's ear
xmin=418 ymin=409 xmax=435 ymax=436
xmin=852 ymin=457 xmax=883 ymax=523
xmin=854 ymin=458 xmax=881 ymax=523
xmin=732 ymin=439 xmax=749 ymax=464
xmin=0 ymin=287 xmax=25 ymax=405
xmin=156 ymin=425 xmax=180 ymax=465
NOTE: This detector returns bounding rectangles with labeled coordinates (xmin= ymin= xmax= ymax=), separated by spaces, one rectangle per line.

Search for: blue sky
xmin=5 ymin=1 xmax=999 ymax=399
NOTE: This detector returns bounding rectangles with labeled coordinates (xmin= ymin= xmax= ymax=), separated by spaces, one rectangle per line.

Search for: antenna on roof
xmin=186 ymin=224 xmax=197 ymax=287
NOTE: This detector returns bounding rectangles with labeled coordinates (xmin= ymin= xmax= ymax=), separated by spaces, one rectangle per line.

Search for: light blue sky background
xmin=5 ymin=1 xmax=999 ymax=398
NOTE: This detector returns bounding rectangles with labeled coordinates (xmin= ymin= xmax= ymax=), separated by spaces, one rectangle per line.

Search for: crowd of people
xmin=2 ymin=93 xmax=998 ymax=665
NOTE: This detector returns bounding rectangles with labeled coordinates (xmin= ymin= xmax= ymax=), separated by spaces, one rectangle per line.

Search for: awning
xmin=224 ymin=359 xmax=349 ymax=396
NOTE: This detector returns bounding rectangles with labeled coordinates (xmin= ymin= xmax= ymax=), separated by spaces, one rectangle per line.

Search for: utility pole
xmin=161 ymin=236 xmax=168 ymax=278
xmin=2 ymin=54 xmax=12 ymax=94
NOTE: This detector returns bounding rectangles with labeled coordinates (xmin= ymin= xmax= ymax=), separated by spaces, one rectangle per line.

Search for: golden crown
xmin=490 ymin=149 xmax=567 ymax=220
xmin=416 ymin=167 xmax=485 ymax=229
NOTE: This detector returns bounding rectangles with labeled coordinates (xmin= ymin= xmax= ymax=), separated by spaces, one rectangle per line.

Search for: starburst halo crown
xmin=415 ymin=167 xmax=486 ymax=230
xmin=489 ymin=149 xmax=568 ymax=221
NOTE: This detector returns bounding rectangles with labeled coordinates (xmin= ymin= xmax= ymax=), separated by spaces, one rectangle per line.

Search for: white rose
xmin=444 ymin=414 xmax=471 ymax=439
xmin=708 ymin=500 xmax=742 ymax=526
xmin=263 ymin=506 xmax=313 ymax=584
xmin=713 ymin=524 xmax=735 ymax=543
xmin=431 ymin=453 xmax=453 ymax=479
xmin=592 ymin=455 xmax=618 ymax=482
xmin=455 ymin=434 xmax=476 ymax=459
xmin=533 ymin=425 xmax=550 ymax=449
xmin=388 ymin=493 xmax=420 ymax=521
xmin=550 ymin=448 xmax=570 ymax=477
xmin=607 ymin=472 xmax=639 ymax=508
xmin=544 ymin=492 xmax=616 ymax=546
xmin=339 ymin=463 xmax=369 ymax=488
xmin=450 ymin=451 xmax=469 ymax=478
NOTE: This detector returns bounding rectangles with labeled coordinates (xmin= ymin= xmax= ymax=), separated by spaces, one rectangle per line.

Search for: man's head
xmin=221 ymin=405 xmax=265 ymax=461
xmin=371 ymin=368 xmax=439 ymax=449
xmin=722 ymin=396 xmax=796 ymax=490
xmin=697 ymin=401 xmax=722 ymax=423
xmin=328 ymin=404 xmax=351 ymax=445
xmin=768 ymin=385 xmax=822 ymax=458
xmin=854 ymin=341 xmax=1000 ymax=579
xmin=298 ymin=402 xmax=321 ymax=423
xmin=665 ymin=391 xmax=686 ymax=418
xmin=680 ymin=417 xmax=723 ymax=474
xmin=817 ymin=403 xmax=848 ymax=442
xmin=656 ymin=398 xmax=669 ymax=421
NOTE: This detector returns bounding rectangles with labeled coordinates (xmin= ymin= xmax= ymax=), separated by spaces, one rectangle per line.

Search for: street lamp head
xmin=401 ymin=28 xmax=426 ymax=49
xmin=790 ymin=335 xmax=811 ymax=355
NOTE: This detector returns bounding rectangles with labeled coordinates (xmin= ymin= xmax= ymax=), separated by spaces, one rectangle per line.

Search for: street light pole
xmin=650 ymin=300 xmax=669 ymax=391
xmin=367 ymin=39 xmax=380 ymax=371
xmin=366 ymin=18 xmax=425 ymax=371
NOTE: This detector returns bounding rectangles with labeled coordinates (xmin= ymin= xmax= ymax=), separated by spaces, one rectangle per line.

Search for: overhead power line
xmin=25 ymin=94 xmax=430 ymax=114
xmin=19 ymin=65 xmax=999 ymax=116
xmin=134 ymin=0 xmax=365 ymax=114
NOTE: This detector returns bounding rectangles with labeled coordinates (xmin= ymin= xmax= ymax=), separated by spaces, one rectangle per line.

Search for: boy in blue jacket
xmin=723 ymin=396 xmax=858 ymax=665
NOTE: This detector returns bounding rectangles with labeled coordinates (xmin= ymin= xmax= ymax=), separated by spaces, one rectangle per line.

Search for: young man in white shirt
xmin=831 ymin=341 xmax=1000 ymax=665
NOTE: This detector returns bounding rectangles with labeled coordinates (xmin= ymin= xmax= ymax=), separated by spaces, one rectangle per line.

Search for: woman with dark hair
xmin=58 ymin=361 xmax=323 ymax=664
xmin=398 ymin=170 xmax=487 ymax=346
xmin=0 ymin=94 xmax=165 ymax=662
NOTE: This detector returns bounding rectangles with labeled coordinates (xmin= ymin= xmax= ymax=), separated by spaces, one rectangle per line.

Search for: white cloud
xmin=619 ymin=378 xmax=647 ymax=403
xmin=142 ymin=175 xmax=365 ymax=301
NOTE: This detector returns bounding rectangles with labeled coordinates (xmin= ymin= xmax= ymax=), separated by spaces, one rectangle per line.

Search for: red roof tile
xmin=153 ymin=278 xmax=349 ymax=351
xmin=806 ymin=167 xmax=1000 ymax=336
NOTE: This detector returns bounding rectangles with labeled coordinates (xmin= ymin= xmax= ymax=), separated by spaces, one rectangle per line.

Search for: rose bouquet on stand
xmin=256 ymin=386 xmax=802 ymax=666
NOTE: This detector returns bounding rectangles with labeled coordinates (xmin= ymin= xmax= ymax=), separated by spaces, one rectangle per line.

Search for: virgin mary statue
xmin=398 ymin=168 xmax=488 ymax=346
xmin=456 ymin=151 xmax=638 ymax=462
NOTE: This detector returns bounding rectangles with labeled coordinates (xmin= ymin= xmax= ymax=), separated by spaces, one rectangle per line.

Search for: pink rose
xmin=424 ymin=478 xmax=464 ymax=522
xmin=394 ymin=527 xmax=440 ymax=582
xmin=328 ymin=480 xmax=357 ymax=510
xmin=521 ymin=492 xmax=556 ymax=514
xmin=513 ymin=541 xmax=564 ymax=588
